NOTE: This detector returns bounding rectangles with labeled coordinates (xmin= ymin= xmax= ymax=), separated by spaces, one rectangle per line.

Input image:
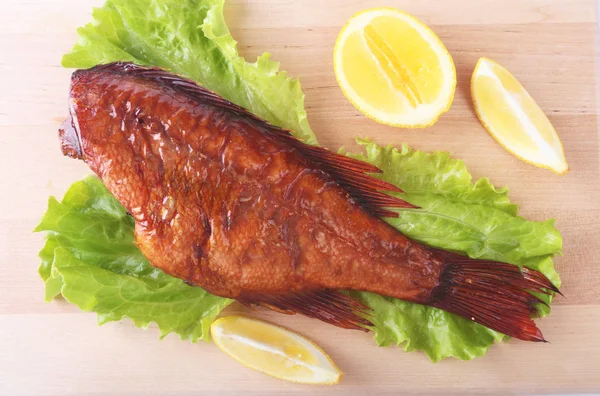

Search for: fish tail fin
xmin=238 ymin=290 xmax=372 ymax=331
xmin=429 ymin=250 xmax=560 ymax=342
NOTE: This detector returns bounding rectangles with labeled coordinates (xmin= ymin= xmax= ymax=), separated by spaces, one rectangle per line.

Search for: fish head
xmin=58 ymin=65 xmax=128 ymax=162
xmin=56 ymin=63 xmax=177 ymax=220
xmin=58 ymin=68 xmax=97 ymax=161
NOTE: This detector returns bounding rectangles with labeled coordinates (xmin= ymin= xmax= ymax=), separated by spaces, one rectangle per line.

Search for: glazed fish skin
xmin=60 ymin=62 xmax=558 ymax=340
xmin=62 ymin=64 xmax=435 ymax=301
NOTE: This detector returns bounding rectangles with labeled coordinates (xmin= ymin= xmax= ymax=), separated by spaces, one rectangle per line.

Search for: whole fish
xmin=59 ymin=62 xmax=558 ymax=341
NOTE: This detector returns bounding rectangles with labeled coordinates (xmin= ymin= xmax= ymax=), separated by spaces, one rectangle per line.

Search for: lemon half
xmin=471 ymin=57 xmax=569 ymax=174
xmin=333 ymin=7 xmax=456 ymax=127
xmin=211 ymin=316 xmax=342 ymax=385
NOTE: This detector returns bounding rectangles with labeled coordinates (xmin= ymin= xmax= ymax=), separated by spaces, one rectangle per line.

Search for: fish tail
xmin=429 ymin=250 xmax=560 ymax=342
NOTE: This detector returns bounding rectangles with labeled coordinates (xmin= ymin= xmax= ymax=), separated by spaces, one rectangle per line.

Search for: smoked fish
xmin=59 ymin=62 xmax=558 ymax=341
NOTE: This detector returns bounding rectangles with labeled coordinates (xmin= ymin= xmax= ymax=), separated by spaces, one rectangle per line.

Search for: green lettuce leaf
xmin=347 ymin=139 xmax=561 ymax=361
xmin=62 ymin=0 xmax=318 ymax=146
xmin=35 ymin=177 xmax=232 ymax=341
xmin=41 ymin=0 xmax=562 ymax=360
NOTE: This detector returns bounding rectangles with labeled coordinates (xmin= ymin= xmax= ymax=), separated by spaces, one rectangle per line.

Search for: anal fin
xmin=237 ymin=290 xmax=372 ymax=331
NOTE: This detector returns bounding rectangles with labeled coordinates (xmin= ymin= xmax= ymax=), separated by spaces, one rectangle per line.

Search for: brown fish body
xmin=60 ymin=63 xmax=558 ymax=340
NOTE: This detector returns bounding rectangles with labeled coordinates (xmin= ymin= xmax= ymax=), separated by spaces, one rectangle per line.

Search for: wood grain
xmin=1 ymin=0 xmax=599 ymax=394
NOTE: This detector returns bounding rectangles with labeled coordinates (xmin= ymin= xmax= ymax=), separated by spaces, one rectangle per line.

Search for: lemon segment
xmin=211 ymin=316 xmax=342 ymax=385
xmin=471 ymin=58 xmax=569 ymax=174
xmin=334 ymin=8 xmax=456 ymax=127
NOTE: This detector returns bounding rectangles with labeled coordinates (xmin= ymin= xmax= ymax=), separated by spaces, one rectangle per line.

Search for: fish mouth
xmin=58 ymin=68 xmax=95 ymax=160
xmin=58 ymin=114 xmax=83 ymax=160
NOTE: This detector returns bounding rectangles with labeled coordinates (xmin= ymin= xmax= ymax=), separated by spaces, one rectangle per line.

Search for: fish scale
xmin=58 ymin=61 xmax=559 ymax=341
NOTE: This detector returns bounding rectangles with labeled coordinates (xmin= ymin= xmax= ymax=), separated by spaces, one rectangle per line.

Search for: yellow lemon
xmin=333 ymin=7 xmax=456 ymax=128
xmin=471 ymin=57 xmax=569 ymax=174
xmin=211 ymin=316 xmax=342 ymax=384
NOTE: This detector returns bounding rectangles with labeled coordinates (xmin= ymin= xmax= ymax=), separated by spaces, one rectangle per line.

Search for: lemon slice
xmin=210 ymin=316 xmax=342 ymax=384
xmin=471 ymin=57 xmax=569 ymax=174
xmin=333 ymin=7 xmax=456 ymax=128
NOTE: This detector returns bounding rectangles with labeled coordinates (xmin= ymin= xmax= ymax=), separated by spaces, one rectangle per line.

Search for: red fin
xmin=87 ymin=62 xmax=269 ymax=123
xmin=429 ymin=249 xmax=560 ymax=342
xmin=270 ymin=132 xmax=417 ymax=215
xmin=85 ymin=62 xmax=417 ymax=218
xmin=238 ymin=290 xmax=372 ymax=331
xmin=283 ymin=144 xmax=419 ymax=216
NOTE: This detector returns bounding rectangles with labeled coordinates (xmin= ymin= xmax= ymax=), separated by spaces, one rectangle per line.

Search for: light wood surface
xmin=1 ymin=0 xmax=599 ymax=394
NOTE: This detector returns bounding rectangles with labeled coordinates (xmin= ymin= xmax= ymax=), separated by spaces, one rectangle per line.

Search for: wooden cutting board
xmin=1 ymin=0 xmax=599 ymax=394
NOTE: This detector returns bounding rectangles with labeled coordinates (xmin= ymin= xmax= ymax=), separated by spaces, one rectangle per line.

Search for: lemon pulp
xmin=211 ymin=316 xmax=342 ymax=384
xmin=471 ymin=57 xmax=568 ymax=174
xmin=334 ymin=8 xmax=456 ymax=127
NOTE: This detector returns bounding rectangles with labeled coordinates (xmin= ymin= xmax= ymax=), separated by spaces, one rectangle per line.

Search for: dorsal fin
xmin=88 ymin=62 xmax=417 ymax=217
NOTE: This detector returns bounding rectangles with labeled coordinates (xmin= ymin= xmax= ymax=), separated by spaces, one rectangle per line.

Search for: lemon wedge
xmin=210 ymin=316 xmax=342 ymax=384
xmin=471 ymin=57 xmax=569 ymax=174
xmin=333 ymin=7 xmax=456 ymax=128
